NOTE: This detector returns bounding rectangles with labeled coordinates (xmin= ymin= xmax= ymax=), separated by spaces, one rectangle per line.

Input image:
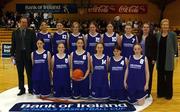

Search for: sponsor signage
xmin=1 ymin=43 xmax=11 ymax=58
xmin=88 ymin=4 xmax=147 ymax=14
xmin=16 ymin=4 xmax=78 ymax=13
xmin=10 ymin=102 xmax=136 ymax=112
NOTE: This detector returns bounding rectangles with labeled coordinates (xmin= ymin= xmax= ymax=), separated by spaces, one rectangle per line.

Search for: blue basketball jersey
xmin=103 ymin=32 xmax=117 ymax=57
xmin=52 ymin=31 xmax=69 ymax=54
xmin=31 ymin=50 xmax=51 ymax=95
xmin=91 ymin=54 xmax=109 ymax=98
xmin=69 ymin=33 xmax=83 ymax=53
xmin=32 ymin=50 xmax=50 ymax=80
xmin=53 ymin=53 xmax=70 ymax=86
xmin=127 ymin=55 xmax=146 ymax=91
xmin=91 ymin=54 xmax=108 ymax=87
xmin=36 ymin=32 xmax=52 ymax=53
xmin=121 ymin=34 xmax=137 ymax=58
xmin=72 ymin=51 xmax=89 ymax=97
xmin=86 ymin=33 xmax=101 ymax=55
xmin=72 ymin=51 xmax=88 ymax=74
xmin=109 ymin=56 xmax=126 ymax=90
xmin=53 ymin=53 xmax=71 ymax=97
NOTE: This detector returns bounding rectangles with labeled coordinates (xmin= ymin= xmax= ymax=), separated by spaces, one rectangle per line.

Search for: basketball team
xmin=10 ymin=17 xmax=177 ymax=106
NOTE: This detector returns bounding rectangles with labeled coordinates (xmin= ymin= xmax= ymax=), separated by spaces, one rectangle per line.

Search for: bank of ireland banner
xmin=16 ymin=4 xmax=78 ymax=13
xmin=88 ymin=4 xmax=148 ymax=14
xmin=1 ymin=43 xmax=11 ymax=58
xmin=9 ymin=102 xmax=136 ymax=112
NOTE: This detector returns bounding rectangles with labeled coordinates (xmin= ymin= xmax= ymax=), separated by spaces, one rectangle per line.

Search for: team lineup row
xmin=37 ymin=21 xmax=138 ymax=57
xmin=31 ymin=37 xmax=149 ymax=106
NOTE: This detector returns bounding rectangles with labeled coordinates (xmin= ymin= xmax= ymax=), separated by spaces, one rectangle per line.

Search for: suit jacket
xmin=156 ymin=32 xmax=177 ymax=71
xmin=10 ymin=28 xmax=36 ymax=61
xmin=138 ymin=33 xmax=157 ymax=61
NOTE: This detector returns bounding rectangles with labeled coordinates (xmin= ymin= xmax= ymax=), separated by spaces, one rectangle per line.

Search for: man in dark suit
xmin=10 ymin=17 xmax=36 ymax=96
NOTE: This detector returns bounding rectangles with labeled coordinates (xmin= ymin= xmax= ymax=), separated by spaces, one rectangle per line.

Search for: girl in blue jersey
xmin=52 ymin=22 xmax=69 ymax=54
xmin=90 ymin=42 xmax=109 ymax=99
xmin=120 ymin=23 xmax=138 ymax=58
xmin=70 ymin=38 xmax=90 ymax=99
xmin=102 ymin=22 xmax=120 ymax=57
xmin=31 ymin=38 xmax=51 ymax=97
xmin=85 ymin=21 xmax=101 ymax=55
xmin=124 ymin=43 xmax=149 ymax=105
xmin=36 ymin=21 xmax=52 ymax=53
xmin=69 ymin=22 xmax=84 ymax=53
xmin=109 ymin=45 xmax=128 ymax=101
xmin=51 ymin=42 xmax=71 ymax=98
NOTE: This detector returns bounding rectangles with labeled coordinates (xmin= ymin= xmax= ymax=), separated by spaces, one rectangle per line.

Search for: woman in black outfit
xmin=138 ymin=23 xmax=157 ymax=97
xmin=156 ymin=19 xmax=177 ymax=100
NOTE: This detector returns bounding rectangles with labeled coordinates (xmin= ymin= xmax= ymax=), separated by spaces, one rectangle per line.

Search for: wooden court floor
xmin=0 ymin=57 xmax=180 ymax=112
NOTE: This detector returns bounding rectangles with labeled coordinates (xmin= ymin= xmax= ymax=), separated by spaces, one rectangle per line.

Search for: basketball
xmin=72 ymin=69 xmax=84 ymax=80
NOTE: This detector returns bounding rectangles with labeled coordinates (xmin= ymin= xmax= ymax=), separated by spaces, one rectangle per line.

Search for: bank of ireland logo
xmin=79 ymin=36 xmax=83 ymax=38
xmin=102 ymin=59 xmax=106 ymax=65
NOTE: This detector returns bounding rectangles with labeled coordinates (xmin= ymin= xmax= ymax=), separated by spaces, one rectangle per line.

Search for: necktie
xmin=21 ymin=29 xmax=26 ymax=50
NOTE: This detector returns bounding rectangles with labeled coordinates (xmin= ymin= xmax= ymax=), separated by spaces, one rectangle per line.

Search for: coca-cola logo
xmin=118 ymin=5 xmax=145 ymax=13
xmin=88 ymin=4 xmax=147 ymax=14
xmin=88 ymin=5 xmax=115 ymax=13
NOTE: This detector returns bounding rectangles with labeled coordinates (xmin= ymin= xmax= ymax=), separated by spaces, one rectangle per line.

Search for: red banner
xmin=88 ymin=4 xmax=147 ymax=14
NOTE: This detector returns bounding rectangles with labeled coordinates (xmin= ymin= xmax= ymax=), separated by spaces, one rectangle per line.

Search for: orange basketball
xmin=72 ymin=69 xmax=84 ymax=80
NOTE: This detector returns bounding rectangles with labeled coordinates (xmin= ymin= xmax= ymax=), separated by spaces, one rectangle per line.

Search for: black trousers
xmin=16 ymin=51 xmax=32 ymax=92
xmin=147 ymin=59 xmax=155 ymax=95
xmin=157 ymin=69 xmax=173 ymax=98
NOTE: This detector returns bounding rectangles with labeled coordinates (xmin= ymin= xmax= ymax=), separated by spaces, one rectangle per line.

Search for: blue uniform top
xmin=86 ymin=33 xmax=101 ymax=55
xmin=52 ymin=31 xmax=69 ymax=54
xmin=91 ymin=54 xmax=109 ymax=87
xmin=69 ymin=33 xmax=83 ymax=53
xmin=36 ymin=32 xmax=52 ymax=53
xmin=53 ymin=53 xmax=70 ymax=86
xmin=121 ymin=34 xmax=137 ymax=58
xmin=32 ymin=50 xmax=50 ymax=81
xmin=109 ymin=56 xmax=126 ymax=90
xmin=127 ymin=55 xmax=146 ymax=92
xmin=103 ymin=32 xmax=118 ymax=57
xmin=72 ymin=51 xmax=88 ymax=74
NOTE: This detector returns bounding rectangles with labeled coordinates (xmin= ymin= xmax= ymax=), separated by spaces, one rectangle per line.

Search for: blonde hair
xmin=71 ymin=21 xmax=80 ymax=28
xmin=161 ymin=19 xmax=169 ymax=26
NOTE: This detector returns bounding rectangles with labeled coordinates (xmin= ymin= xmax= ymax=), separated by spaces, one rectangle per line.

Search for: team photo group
xmin=10 ymin=17 xmax=177 ymax=106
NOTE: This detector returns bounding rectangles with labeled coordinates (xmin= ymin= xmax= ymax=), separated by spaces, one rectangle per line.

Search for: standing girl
xmin=109 ymin=45 xmax=128 ymax=101
xmin=51 ymin=43 xmax=71 ymax=98
xmin=31 ymin=38 xmax=51 ymax=97
xmin=137 ymin=23 xmax=157 ymax=97
xmin=70 ymin=38 xmax=90 ymax=99
xmin=52 ymin=22 xmax=69 ymax=54
xmin=124 ymin=43 xmax=149 ymax=105
xmin=69 ymin=22 xmax=84 ymax=53
xmin=86 ymin=21 xmax=101 ymax=55
xmin=121 ymin=23 xmax=138 ymax=58
xmin=102 ymin=22 xmax=119 ymax=57
xmin=90 ymin=43 xmax=109 ymax=99
xmin=36 ymin=21 xmax=52 ymax=53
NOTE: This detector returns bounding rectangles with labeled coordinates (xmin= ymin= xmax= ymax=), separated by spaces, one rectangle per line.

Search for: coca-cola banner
xmin=88 ymin=4 xmax=147 ymax=14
